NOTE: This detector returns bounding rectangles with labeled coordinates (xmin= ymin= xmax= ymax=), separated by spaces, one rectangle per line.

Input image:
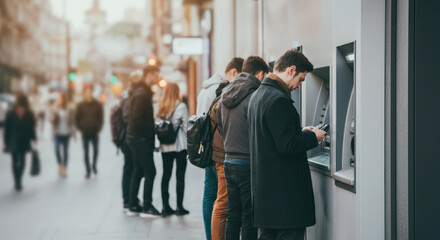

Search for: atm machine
xmin=305 ymin=66 xmax=331 ymax=171
xmin=333 ymin=41 xmax=356 ymax=192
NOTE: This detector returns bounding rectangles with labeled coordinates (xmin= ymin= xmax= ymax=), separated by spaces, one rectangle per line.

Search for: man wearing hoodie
xmin=217 ymin=56 xmax=269 ymax=240
xmin=126 ymin=65 xmax=161 ymax=218
xmin=197 ymin=57 xmax=243 ymax=240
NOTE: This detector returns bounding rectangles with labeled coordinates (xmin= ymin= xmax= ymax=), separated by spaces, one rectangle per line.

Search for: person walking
xmin=247 ymin=49 xmax=326 ymax=240
xmin=157 ymin=83 xmax=189 ymax=216
xmin=51 ymin=92 xmax=75 ymax=178
xmin=210 ymin=80 xmax=230 ymax=240
xmin=196 ymin=57 xmax=243 ymax=240
xmin=75 ymin=86 xmax=104 ymax=179
xmin=3 ymin=93 xmax=37 ymax=191
xmin=126 ymin=65 xmax=161 ymax=218
xmin=120 ymin=70 xmax=142 ymax=212
xmin=217 ymin=56 xmax=269 ymax=240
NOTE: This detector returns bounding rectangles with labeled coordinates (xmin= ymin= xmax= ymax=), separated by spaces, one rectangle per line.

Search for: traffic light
xmin=68 ymin=68 xmax=77 ymax=82
xmin=109 ymin=74 xmax=118 ymax=84
xmin=147 ymin=56 xmax=157 ymax=66
xmin=158 ymin=78 xmax=168 ymax=88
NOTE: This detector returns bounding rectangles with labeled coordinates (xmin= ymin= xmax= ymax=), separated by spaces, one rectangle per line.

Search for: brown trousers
xmin=211 ymin=162 xmax=228 ymax=240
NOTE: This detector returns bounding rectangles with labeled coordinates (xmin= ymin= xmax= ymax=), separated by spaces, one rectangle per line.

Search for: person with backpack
xmin=75 ymin=85 xmax=104 ymax=179
xmin=110 ymin=70 xmax=143 ymax=212
xmin=156 ymin=83 xmax=189 ymax=216
xmin=51 ymin=92 xmax=75 ymax=178
xmin=217 ymin=56 xmax=269 ymax=240
xmin=195 ymin=57 xmax=243 ymax=240
xmin=126 ymin=65 xmax=161 ymax=218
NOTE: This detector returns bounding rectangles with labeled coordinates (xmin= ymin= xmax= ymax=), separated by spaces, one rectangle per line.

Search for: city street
xmin=0 ymin=106 xmax=206 ymax=240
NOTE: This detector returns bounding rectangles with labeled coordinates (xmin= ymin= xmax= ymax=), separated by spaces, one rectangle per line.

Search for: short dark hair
xmin=242 ymin=56 xmax=269 ymax=76
xmin=143 ymin=65 xmax=160 ymax=77
xmin=14 ymin=92 xmax=30 ymax=109
xmin=224 ymin=57 xmax=244 ymax=73
xmin=274 ymin=49 xmax=314 ymax=73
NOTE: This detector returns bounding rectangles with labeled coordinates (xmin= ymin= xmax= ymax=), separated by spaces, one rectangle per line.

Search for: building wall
xmin=0 ymin=0 xmax=67 ymax=92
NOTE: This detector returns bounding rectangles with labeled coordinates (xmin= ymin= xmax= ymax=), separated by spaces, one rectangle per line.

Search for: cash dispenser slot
xmin=333 ymin=41 xmax=356 ymax=192
xmin=306 ymin=66 xmax=331 ymax=171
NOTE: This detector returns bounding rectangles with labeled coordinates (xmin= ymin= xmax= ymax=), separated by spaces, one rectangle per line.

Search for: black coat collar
xmin=261 ymin=78 xmax=293 ymax=103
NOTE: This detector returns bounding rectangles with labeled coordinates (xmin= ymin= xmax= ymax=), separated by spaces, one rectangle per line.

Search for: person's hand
xmin=31 ymin=141 xmax=37 ymax=149
xmin=302 ymin=126 xmax=315 ymax=132
xmin=313 ymin=125 xmax=326 ymax=143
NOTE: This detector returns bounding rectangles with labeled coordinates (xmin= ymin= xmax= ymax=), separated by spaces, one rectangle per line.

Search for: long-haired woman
xmin=51 ymin=92 xmax=75 ymax=178
xmin=3 ymin=93 xmax=37 ymax=191
xmin=157 ymin=83 xmax=189 ymax=216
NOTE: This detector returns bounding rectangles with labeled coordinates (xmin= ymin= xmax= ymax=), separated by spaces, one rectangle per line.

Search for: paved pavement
xmin=0 ymin=106 xmax=206 ymax=240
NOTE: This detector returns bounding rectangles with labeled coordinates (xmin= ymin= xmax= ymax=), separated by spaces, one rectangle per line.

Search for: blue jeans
xmin=203 ymin=164 xmax=218 ymax=240
xmin=55 ymin=134 xmax=70 ymax=166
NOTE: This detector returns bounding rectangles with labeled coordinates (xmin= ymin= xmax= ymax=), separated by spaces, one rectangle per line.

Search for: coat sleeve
xmin=29 ymin=111 xmax=37 ymax=141
xmin=217 ymin=101 xmax=223 ymax=136
xmin=265 ymin=97 xmax=318 ymax=156
xmin=75 ymin=104 xmax=82 ymax=132
xmin=3 ymin=110 xmax=12 ymax=148
xmin=97 ymin=102 xmax=104 ymax=132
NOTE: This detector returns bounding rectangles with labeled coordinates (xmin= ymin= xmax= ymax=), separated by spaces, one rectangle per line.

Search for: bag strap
xmin=207 ymin=96 xmax=221 ymax=116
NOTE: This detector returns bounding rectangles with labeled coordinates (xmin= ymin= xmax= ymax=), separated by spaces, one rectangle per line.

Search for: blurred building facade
xmin=0 ymin=0 xmax=68 ymax=93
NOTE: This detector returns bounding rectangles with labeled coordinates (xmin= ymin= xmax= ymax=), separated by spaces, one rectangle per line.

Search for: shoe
xmin=139 ymin=205 xmax=161 ymax=218
xmin=161 ymin=207 xmax=176 ymax=217
xmin=92 ymin=165 xmax=97 ymax=175
xmin=15 ymin=184 xmax=22 ymax=192
xmin=175 ymin=207 xmax=189 ymax=216
xmin=85 ymin=173 xmax=91 ymax=179
xmin=123 ymin=204 xmax=130 ymax=213
xmin=126 ymin=204 xmax=142 ymax=216
xmin=61 ymin=165 xmax=67 ymax=178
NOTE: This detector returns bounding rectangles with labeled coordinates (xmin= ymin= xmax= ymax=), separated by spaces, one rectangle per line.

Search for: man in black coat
xmin=125 ymin=65 xmax=161 ymax=218
xmin=217 ymin=56 xmax=269 ymax=240
xmin=247 ymin=49 xmax=327 ymax=240
xmin=75 ymin=86 xmax=104 ymax=179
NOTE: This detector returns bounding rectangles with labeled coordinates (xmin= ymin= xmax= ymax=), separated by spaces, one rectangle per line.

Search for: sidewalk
xmin=0 ymin=112 xmax=206 ymax=240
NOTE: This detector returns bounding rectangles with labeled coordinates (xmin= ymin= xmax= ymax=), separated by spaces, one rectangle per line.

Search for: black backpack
xmin=156 ymin=104 xmax=182 ymax=145
xmin=187 ymin=96 xmax=220 ymax=168
xmin=110 ymin=100 xmax=128 ymax=149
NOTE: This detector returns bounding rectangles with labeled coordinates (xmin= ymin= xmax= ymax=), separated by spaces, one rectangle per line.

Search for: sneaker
xmin=175 ymin=207 xmax=190 ymax=216
xmin=122 ymin=204 xmax=130 ymax=213
xmin=85 ymin=173 xmax=91 ymax=179
xmin=161 ymin=207 xmax=176 ymax=217
xmin=126 ymin=205 xmax=142 ymax=216
xmin=139 ymin=205 xmax=161 ymax=218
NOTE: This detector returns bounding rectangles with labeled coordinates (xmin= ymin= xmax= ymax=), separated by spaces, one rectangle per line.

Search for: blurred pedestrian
xmin=126 ymin=65 xmax=161 ymax=218
xmin=51 ymin=92 xmax=75 ymax=178
xmin=75 ymin=86 xmax=104 ymax=179
xmin=33 ymin=88 xmax=46 ymax=135
xmin=210 ymin=80 xmax=230 ymax=240
xmin=3 ymin=93 xmax=37 ymax=191
xmin=157 ymin=83 xmax=189 ymax=216
xmin=196 ymin=57 xmax=243 ymax=240
xmin=120 ymin=70 xmax=142 ymax=212
xmin=217 ymin=56 xmax=269 ymax=240
xmin=247 ymin=49 xmax=326 ymax=240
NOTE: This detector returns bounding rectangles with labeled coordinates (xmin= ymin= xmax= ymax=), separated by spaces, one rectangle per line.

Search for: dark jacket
xmin=75 ymin=99 xmax=104 ymax=135
xmin=211 ymin=100 xmax=225 ymax=163
xmin=218 ymin=72 xmax=260 ymax=159
xmin=247 ymin=77 xmax=318 ymax=229
xmin=126 ymin=82 xmax=155 ymax=151
xmin=3 ymin=109 xmax=36 ymax=153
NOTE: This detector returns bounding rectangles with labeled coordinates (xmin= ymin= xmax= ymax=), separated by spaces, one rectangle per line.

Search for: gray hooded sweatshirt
xmin=218 ymin=72 xmax=261 ymax=161
xmin=196 ymin=73 xmax=225 ymax=115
